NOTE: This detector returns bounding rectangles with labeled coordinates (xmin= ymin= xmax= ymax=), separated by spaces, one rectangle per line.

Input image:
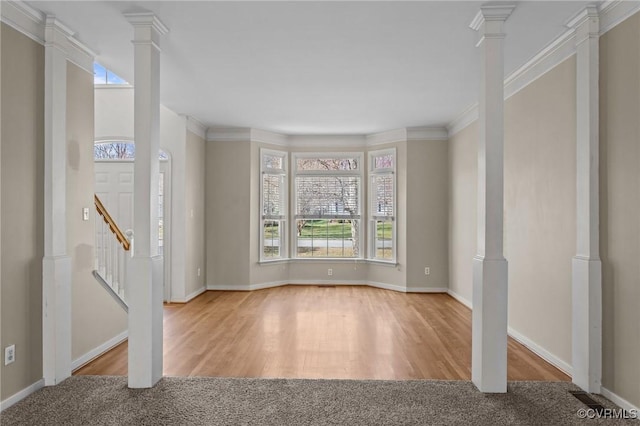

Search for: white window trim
xmin=291 ymin=152 xmax=364 ymax=259
xmin=368 ymin=148 xmax=396 ymax=263
xmin=260 ymin=148 xmax=288 ymax=261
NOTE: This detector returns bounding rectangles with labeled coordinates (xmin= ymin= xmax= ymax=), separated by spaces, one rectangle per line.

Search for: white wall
xmin=185 ymin=130 xmax=206 ymax=298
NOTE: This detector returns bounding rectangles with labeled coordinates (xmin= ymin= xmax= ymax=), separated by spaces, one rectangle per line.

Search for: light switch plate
xmin=82 ymin=207 xmax=89 ymax=221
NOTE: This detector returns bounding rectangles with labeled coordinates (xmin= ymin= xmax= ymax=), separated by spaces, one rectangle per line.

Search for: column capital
xmin=470 ymin=4 xmax=515 ymax=47
xmin=124 ymin=12 xmax=169 ymax=36
xmin=44 ymin=15 xmax=73 ymax=53
xmin=566 ymin=5 xmax=600 ymax=44
xmin=470 ymin=4 xmax=516 ymax=31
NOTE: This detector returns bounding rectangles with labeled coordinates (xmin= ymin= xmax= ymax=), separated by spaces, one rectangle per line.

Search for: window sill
xmin=258 ymin=258 xmax=398 ymax=266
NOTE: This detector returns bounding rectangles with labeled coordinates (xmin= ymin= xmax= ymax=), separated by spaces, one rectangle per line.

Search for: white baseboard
xmin=446 ymin=288 xmax=572 ymax=377
xmin=209 ymin=281 xmax=449 ymax=294
xmin=250 ymin=280 xmax=289 ymax=290
xmin=507 ymin=326 xmax=572 ymax=377
xmin=288 ymin=279 xmax=367 ymax=286
xmin=207 ymin=284 xmax=251 ymax=291
xmin=71 ymin=330 xmax=128 ymax=371
xmin=172 ymin=287 xmax=206 ymax=303
xmin=600 ymin=387 xmax=640 ymax=413
xmin=0 ymin=378 xmax=45 ymax=412
xmin=447 ymin=289 xmax=472 ymax=309
xmin=208 ymin=280 xmax=415 ymax=293
xmin=366 ymin=281 xmax=407 ymax=293
xmin=406 ymin=286 xmax=449 ymax=293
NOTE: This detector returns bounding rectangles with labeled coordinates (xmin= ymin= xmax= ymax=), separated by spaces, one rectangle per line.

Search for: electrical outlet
xmin=328 ymin=268 xmax=333 ymax=276
xmin=5 ymin=345 xmax=15 ymax=366
xmin=425 ymin=267 xmax=430 ymax=275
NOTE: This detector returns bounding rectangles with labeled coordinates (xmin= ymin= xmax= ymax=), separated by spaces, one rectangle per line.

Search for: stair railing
xmin=94 ymin=194 xmax=131 ymax=306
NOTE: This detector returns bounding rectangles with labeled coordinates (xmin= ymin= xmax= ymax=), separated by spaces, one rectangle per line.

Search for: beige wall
xmin=67 ymin=63 xmax=127 ymax=362
xmin=447 ymin=122 xmax=477 ymax=304
xmin=1 ymin=24 xmax=44 ymax=400
xmin=185 ymin=131 xmax=206 ymax=296
xmin=504 ymin=56 xmax=576 ymax=367
xmin=207 ymin=139 xmax=448 ymax=291
xmin=600 ymin=13 xmax=640 ymax=408
xmin=206 ymin=141 xmax=251 ymax=286
xmin=448 ymin=56 xmax=576 ymax=368
xmin=406 ymin=140 xmax=449 ymax=289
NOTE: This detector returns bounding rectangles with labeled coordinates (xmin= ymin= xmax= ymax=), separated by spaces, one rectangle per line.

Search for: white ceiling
xmin=29 ymin=1 xmax=589 ymax=135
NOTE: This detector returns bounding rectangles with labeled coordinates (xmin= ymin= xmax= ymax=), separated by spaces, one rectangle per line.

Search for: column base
xmin=572 ymin=256 xmax=601 ymax=393
xmin=128 ymin=254 xmax=164 ymax=388
xmin=42 ymin=255 xmax=72 ymax=386
xmin=472 ymin=256 xmax=508 ymax=393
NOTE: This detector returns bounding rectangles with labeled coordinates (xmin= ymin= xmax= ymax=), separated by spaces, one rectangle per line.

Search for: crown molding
xmin=598 ymin=0 xmax=640 ymax=35
xmin=251 ymin=128 xmax=289 ymax=146
xmin=406 ymin=127 xmax=448 ymax=141
xmin=1 ymin=0 xmax=45 ymax=44
xmin=288 ymin=135 xmax=366 ymax=148
xmin=449 ymin=2 xmax=640 ymax=138
xmin=365 ymin=128 xmax=407 ymax=146
xmin=447 ymin=103 xmax=479 ymax=137
xmin=185 ymin=116 xmax=207 ymax=140
xmin=1 ymin=3 xmax=95 ymax=73
xmin=206 ymin=127 xmax=252 ymax=142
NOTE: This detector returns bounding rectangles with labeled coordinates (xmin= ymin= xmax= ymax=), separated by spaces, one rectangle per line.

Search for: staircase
xmin=94 ymin=194 xmax=131 ymax=312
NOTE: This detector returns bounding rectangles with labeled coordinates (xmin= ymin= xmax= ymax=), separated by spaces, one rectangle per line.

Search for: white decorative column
xmin=469 ymin=4 xmax=514 ymax=393
xmin=125 ymin=12 xmax=168 ymax=388
xmin=568 ymin=6 xmax=602 ymax=393
xmin=42 ymin=16 xmax=72 ymax=386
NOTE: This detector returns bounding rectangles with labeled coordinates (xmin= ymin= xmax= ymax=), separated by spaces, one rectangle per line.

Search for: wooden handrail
xmin=94 ymin=195 xmax=131 ymax=251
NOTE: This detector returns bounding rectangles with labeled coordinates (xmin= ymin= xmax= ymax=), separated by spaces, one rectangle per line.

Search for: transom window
xmin=293 ymin=153 xmax=363 ymax=258
xmin=369 ymin=149 xmax=396 ymax=261
xmin=94 ymin=141 xmax=168 ymax=161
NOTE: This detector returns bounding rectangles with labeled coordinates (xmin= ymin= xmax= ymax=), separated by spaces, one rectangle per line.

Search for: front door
xmin=95 ymin=160 xmax=170 ymax=300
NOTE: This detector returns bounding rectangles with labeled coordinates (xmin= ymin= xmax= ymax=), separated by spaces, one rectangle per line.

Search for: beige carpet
xmin=1 ymin=376 xmax=637 ymax=425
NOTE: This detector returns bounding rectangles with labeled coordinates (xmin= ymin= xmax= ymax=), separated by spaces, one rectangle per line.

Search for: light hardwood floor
xmin=75 ymin=286 xmax=569 ymax=381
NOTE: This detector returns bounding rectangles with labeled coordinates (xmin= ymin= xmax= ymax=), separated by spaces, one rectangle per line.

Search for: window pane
xmin=94 ymin=142 xmax=135 ymax=159
xmin=263 ymin=220 xmax=281 ymax=258
xmin=374 ymin=154 xmax=394 ymax=169
xmin=263 ymin=154 xmax=284 ymax=170
xmin=296 ymin=157 xmax=359 ymax=171
xmin=375 ymin=220 xmax=393 ymax=260
xmin=106 ymin=70 xmax=127 ymax=84
xmin=371 ymin=175 xmax=393 ymax=216
xmin=93 ymin=63 xmax=107 ymax=84
xmin=263 ymin=174 xmax=284 ymax=217
xmin=295 ymin=176 xmax=359 ymax=217
xmin=296 ymin=219 xmax=358 ymax=258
